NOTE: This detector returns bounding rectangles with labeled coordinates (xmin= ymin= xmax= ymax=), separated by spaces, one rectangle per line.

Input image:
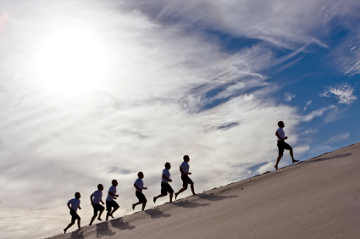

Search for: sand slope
xmin=48 ymin=142 xmax=360 ymax=239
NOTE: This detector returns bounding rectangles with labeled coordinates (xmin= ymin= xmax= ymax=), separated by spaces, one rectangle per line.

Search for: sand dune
xmin=47 ymin=142 xmax=360 ymax=239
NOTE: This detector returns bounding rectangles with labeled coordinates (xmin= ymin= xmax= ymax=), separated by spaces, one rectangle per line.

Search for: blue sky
xmin=0 ymin=0 xmax=359 ymax=238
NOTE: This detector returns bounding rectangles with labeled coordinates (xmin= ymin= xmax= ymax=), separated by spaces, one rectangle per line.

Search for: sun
xmin=34 ymin=28 xmax=108 ymax=96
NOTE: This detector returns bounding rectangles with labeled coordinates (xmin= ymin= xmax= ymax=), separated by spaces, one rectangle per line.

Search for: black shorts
xmin=161 ymin=182 xmax=174 ymax=195
xmin=277 ymin=141 xmax=292 ymax=155
xmin=106 ymin=200 xmax=119 ymax=212
xmin=136 ymin=191 xmax=147 ymax=203
xmin=92 ymin=203 xmax=104 ymax=214
xmin=181 ymin=174 xmax=193 ymax=189
xmin=70 ymin=211 xmax=80 ymax=223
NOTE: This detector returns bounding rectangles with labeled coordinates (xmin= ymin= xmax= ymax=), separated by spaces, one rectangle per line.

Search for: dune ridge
xmin=47 ymin=142 xmax=360 ymax=239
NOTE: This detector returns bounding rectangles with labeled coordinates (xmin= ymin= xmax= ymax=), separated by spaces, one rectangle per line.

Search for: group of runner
xmin=63 ymin=155 xmax=196 ymax=234
xmin=64 ymin=121 xmax=297 ymax=234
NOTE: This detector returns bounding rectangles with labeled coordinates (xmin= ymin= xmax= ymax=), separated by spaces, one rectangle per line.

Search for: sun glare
xmin=34 ymin=29 xmax=108 ymax=95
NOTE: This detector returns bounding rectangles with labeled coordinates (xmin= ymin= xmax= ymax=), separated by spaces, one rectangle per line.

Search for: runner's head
xmin=278 ymin=121 xmax=285 ymax=128
xmin=138 ymin=171 xmax=144 ymax=178
xmin=165 ymin=162 xmax=171 ymax=169
xmin=112 ymin=179 xmax=118 ymax=186
xmin=97 ymin=184 xmax=104 ymax=191
xmin=183 ymin=155 xmax=190 ymax=162
xmin=74 ymin=192 xmax=81 ymax=199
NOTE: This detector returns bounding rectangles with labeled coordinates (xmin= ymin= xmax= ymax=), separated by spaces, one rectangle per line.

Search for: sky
xmin=0 ymin=0 xmax=359 ymax=238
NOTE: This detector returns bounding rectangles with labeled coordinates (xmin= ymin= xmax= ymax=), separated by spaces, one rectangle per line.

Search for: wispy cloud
xmin=303 ymin=100 xmax=312 ymax=112
xmin=301 ymin=129 xmax=318 ymax=135
xmin=326 ymin=132 xmax=350 ymax=143
xmin=121 ymin=0 xmax=360 ymax=50
xmin=320 ymin=83 xmax=357 ymax=104
xmin=345 ymin=61 xmax=360 ymax=76
xmin=302 ymin=105 xmax=338 ymax=122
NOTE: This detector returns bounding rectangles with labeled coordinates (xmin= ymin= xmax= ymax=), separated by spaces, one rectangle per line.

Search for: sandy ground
xmin=47 ymin=142 xmax=360 ymax=239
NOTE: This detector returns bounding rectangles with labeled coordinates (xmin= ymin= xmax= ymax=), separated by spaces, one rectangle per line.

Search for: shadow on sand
xmin=95 ymin=222 xmax=116 ymax=238
xmin=95 ymin=218 xmax=134 ymax=238
xmin=70 ymin=229 xmax=85 ymax=239
xmin=311 ymin=153 xmax=352 ymax=163
xmin=195 ymin=193 xmax=238 ymax=201
xmin=109 ymin=217 xmax=135 ymax=231
xmin=145 ymin=208 xmax=171 ymax=219
xmin=173 ymin=199 xmax=210 ymax=208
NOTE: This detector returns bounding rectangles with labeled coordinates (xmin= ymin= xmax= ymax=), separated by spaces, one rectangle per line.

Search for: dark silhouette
xmin=64 ymin=192 xmax=82 ymax=234
xmin=132 ymin=171 xmax=148 ymax=211
xmin=175 ymin=155 xmax=196 ymax=200
xmin=89 ymin=184 xmax=105 ymax=226
xmin=153 ymin=162 xmax=174 ymax=203
xmin=274 ymin=121 xmax=298 ymax=170
xmin=106 ymin=180 xmax=120 ymax=221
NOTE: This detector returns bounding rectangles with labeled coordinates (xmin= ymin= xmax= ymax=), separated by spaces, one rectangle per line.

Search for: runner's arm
xmin=108 ymin=191 xmax=119 ymax=198
xmin=134 ymin=183 xmax=142 ymax=192
xmin=275 ymin=131 xmax=287 ymax=141
xmin=179 ymin=167 xmax=187 ymax=176
xmin=162 ymin=174 xmax=172 ymax=182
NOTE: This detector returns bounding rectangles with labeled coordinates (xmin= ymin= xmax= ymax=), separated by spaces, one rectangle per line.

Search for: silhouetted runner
xmin=89 ymin=184 xmax=105 ymax=225
xmin=153 ymin=162 xmax=174 ymax=203
xmin=175 ymin=155 xmax=196 ymax=200
xmin=63 ymin=192 xmax=82 ymax=234
xmin=132 ymin=171 xmax=148 ymax=211
xmin=106 ymin=180 xmax=119 ymax=221
xmin=274 ymin=121 xmax=298 ymax=170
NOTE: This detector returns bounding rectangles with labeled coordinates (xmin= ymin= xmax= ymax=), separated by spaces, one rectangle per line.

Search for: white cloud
xmin=284 ymin=92 xmax=296 ymax=102
xmin=121 ymin=0 xmax=360 ymax=50
xmin=331 ymin=22 xmax=360 ymax=76
xmin=294 ymin=144 xmax=311 ymax=157
xmin=309 ymin=144 xmax=334 ymax=154
xmin=0 ymin=1 xmax=305 ymax=238
xmin=301 ymin=129 xmax=318 ymax=135
xmin=0 ymin=0 xmax=359 ymax=238
xmin=320 ymin=83 xmax=357 ymax=104
xmin=301 ymin=105 xmax=338 ymax=122
xmin=345 ymin=60 xmax=360 ymax=76
xmin=326 ymin=132 xmax=350 ymax=143
xmin=303 ymin=100 xmax=312 ymax=112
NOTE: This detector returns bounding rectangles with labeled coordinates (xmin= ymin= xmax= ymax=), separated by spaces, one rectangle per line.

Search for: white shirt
xmin=276 ymin=128 xmax=285 ymax=141
xmin=91 ymin=190 xmax=103 ymax=204
xmin=68 ymin=198 xmax=80 ymax=211
xmin=180 ymin=161 xmax=190 ymax=175
xmin=162 ymin=168 xmax=171 ymax=183
xmin=134 ymin=178 xmax=144 ymax=192
xmin=106 ymin=186 xmax=117 ymax=201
